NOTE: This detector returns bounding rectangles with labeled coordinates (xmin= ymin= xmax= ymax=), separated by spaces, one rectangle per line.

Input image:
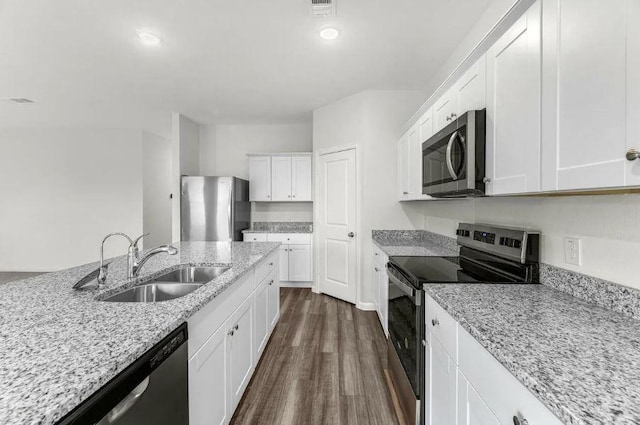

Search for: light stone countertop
xmin=425 ymin=283 xmax=640 ymax=425
xmin=371 ymin=229 xmax=459 ymax=257
xmin=0 ymin=241 xmax=280 ymax=425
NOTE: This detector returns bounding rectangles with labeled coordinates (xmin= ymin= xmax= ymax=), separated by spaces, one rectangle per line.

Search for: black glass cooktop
xmin=388 ymin=250 xmax=535 ymax=287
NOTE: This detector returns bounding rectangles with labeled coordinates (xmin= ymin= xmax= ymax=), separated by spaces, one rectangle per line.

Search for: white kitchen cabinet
xmin=253 ymin=277 xmax=269 ymax=357
xmin=248 ymin=156 xmax=272 ymax=201
xmin=248 ymin=154 xmax=312 ymax=202
xmin=288 ymin=245 xmax=312 ymax=281
xmin=397 ymin=131 xmax=410 ymax=201
xmin=458 ymin=373 xmax=501 ymax=425
xmin=541 ymin=0 xmax=640 ymax=190
xmin=228 ymin=296 xmax=254 ymax=410
xmin=426 ymin=336 xmax=458 ymax=425
xmin=455 ymin=55 xmax=486 ymax=116
xmin=278 ymin=244 xmax=289 ymax=280
xmin=486 ymin=0 xmax=541 ymax=195
xmin=373 ymin=244 xmax=389 ymax=337
xmin=267 ymin=272 xmax=280 ymax=330
xmin=292 ymin=156 xmax=312 ymax=201
xmin=433 ymin=87 xmax=458 ymax=133
xmin=271 ymin=156 xmax=293 ymax=201
xmin=189 ymin=320 xmax=231 ymax=425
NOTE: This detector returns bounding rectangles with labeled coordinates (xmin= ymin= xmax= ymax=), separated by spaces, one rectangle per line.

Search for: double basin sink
xmin=102 ymin=266 xmax=230 ymax=302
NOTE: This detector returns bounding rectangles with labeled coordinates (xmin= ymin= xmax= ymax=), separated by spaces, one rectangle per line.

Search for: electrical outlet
xmin=564 ymin=237 xmax=581 ymax=266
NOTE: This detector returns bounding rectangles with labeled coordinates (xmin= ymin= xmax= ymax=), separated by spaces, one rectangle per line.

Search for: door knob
xmin=626 ymin=149 xmax=640 ymax=161
xmin=348 ymin=232 xmax=355 ymax=238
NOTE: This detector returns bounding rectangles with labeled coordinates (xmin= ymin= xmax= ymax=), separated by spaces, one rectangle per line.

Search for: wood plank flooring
xmin=231 ymin=288 xmax=402 ymax=425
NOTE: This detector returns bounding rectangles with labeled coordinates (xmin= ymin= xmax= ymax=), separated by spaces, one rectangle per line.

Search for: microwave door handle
xmin=445 ymin=131 xmax=459 ymax=180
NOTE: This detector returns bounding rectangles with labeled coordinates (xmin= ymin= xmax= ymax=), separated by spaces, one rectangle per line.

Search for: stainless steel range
xmin=385 ymin=223 xmax=540 ymax=425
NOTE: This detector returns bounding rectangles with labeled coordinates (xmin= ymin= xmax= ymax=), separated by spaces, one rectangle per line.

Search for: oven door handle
xmin=445 ymin=131 xmax=460 ymax=180
xmin=387 ymin=270 xmax=418 ymax=302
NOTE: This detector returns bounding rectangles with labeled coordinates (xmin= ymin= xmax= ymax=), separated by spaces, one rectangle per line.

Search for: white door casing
xmin=317 ymin=148 xmax=357 ymax=304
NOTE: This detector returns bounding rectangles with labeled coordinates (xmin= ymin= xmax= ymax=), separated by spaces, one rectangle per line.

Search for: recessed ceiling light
xmin=320 ymin=27 xmax=340 ymax=41
xmin=137 ymin=31 xmax=162 ymax=46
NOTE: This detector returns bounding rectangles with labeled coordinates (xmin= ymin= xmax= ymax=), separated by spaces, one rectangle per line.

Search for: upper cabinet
xmin=248 ymin=156 xmax=272 ymax=201
xmin=248 ymin=154 xmax=312 ymax=202
xmin=541 ymin=0 xmax=640 ymax=191
xmin=398 ymin=110 xmax=434 ymax=202
xmin=486 ymin=0 xmax=541 ymax=195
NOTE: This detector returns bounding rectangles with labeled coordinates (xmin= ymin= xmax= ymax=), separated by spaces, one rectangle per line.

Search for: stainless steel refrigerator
xmin=180 ymin=176 xmax=250 ymax=242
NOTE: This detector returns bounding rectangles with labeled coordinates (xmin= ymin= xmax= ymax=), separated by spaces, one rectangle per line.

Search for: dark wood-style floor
xmin=231 ymin=288 xmax=403 ymax=425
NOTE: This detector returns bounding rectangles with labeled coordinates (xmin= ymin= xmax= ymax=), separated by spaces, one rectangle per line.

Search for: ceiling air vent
xmin=311 ymin=0 xmax=336 ymax=17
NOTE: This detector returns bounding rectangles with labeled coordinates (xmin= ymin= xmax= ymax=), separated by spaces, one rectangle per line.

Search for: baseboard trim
xmin=356 ymin=301 xmax=376 ymax=311
xmin=280 ymin=282 xmax=314 ymax=288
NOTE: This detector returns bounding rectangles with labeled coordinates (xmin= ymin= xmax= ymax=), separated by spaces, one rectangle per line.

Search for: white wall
xmin=143 ymin=131 xmax=172 ymax=248
xmin=313 ymin=90 xmax=427 ymax=306
xmin=0 ymin=129 xmax=143 ymax=271
xmin=200 ymin=122 xmax=313 ymax=223
xmin=171 ymin=113 xmax=200 ymax=241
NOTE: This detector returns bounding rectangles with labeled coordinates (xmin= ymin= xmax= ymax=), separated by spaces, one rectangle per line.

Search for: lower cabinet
xmin=372 ymin=245 xmax=389 ymax=337
xmin=426 ymin=336 xmax=457 ymax=425
xmin=424 ymin=294 xmax=563 ymax=425
xmin=188 ymin=252 xmax=280 ymax=425
xmin=244 ymin=233 xmax=313 ymax=285
xmin=189 ymin=321 xmax=231 ymax=425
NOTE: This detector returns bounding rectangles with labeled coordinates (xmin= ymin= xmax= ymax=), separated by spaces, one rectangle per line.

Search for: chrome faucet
xmin=127 ymin=234 xmax=178 ymax=278
xmin=97 ymin=232 xmax=134 ymax=284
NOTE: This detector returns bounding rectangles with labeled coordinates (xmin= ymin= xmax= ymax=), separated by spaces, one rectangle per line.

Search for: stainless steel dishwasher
xmin=56 ymin=323 xmax=189 ymax=425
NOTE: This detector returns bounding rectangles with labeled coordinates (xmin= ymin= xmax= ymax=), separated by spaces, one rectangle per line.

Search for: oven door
xmin=422 ymin=121 xmax=468 ymax=195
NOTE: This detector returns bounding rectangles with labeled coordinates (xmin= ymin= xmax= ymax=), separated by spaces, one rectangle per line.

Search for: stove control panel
xmin=456 ymin=223 xmax=539 ymax=264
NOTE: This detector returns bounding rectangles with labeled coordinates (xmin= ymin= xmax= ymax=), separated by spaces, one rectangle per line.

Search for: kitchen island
xmin=0 ymin=241 xmax=280 ymax=425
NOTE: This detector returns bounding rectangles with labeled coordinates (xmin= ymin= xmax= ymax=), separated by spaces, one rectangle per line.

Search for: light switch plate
xmin=564 ymin=237 xmax=581 ymax=266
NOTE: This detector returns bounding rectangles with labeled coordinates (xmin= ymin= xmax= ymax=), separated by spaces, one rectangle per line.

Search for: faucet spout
xmin=129 ymin=244 xmax=179 ymax=278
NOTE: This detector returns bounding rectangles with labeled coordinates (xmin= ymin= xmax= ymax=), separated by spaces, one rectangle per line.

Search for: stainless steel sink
xmin=153 ymin=266 xmax=230 ymax=283
xmin=103 ymin=283 xmax=204 ymax=302
xmin=101 ymin=266 xmax=230 ymax=302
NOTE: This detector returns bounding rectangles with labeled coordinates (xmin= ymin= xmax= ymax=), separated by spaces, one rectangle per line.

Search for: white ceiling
xmin=0 ymin=0 xmax=492 ymax=136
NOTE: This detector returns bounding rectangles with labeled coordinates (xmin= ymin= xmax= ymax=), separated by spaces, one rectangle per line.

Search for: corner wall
xmin=171 ymin=113 xmax=200 ymax=241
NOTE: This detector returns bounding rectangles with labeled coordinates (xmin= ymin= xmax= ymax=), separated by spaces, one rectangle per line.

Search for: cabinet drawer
xmin=426 ymin=296 xmax=458 ymax=363
xmin=267 ymin=233 xmax=311 ymax=245
xmin=187 ymin=271 xmax=253 ymax=358
xmin=243 ymin=233 xmax=268 ymax=242
xmin=458 ymin=327 xmax=563 ymax=425
xmin=254 ymin=251 xmax=278 ymax=287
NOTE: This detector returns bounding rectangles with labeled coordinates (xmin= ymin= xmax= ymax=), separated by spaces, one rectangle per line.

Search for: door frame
xmin=313 ymin=144 xmax=365 ymax=309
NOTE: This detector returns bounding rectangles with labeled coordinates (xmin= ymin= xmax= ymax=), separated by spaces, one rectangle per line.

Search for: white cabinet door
xmin=373 ymin=262 xmax=381 ymax=322
xmin=433 ymin=88 xmax=458 ymax=132
xmin=292 ymin=156 xmax=312 ymax=201
xmin=407 ymin=125 xmax=424 ymax=200
xmin=267 ymin=273 xmax=280 ymax=330
xmin=397 ymin=132 xmax=410 ymax=200
xmin=189 ymin=320 xmax=230 ymax=425
xmin=426 ymin=336 xmax=458 ymax=425
xmin=541 ymin=0 xmax=635 ymax=190
xmin=486 ymin=0 xmax=541 ymax=195
xmin=456 ymin=54 xmax=487 ymax=115
xmin=288 ymin=244 xmax=312 ymax=282
xmin=271 ymin=156 xmax=293 ymax=201
xmin=415 ymin=110 xmax=434 ymax=201
xmin=228 ymin=297 xmax=254 ymax=410
xmin=253 ymin=279 xmax=269 ymax=357
xmin=278 ymin=245 xmax=289 ymax=281
xmin=375 ymin=264 xmax=388 ymax=337
xmin=249 ymin=156 xmax=272 ymax=201
xmin=458 ymin=373 xmax=500 ymax=425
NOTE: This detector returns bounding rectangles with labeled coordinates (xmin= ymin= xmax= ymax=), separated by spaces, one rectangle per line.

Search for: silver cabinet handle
xmin=374 ymin=267 xmax=380 ymax=272
xmin=269 ymin=280 xmax=274 ymax=286
xmin=446 ymin=116 xmax=452 ymax=122
xmin=627 ymin=149 xmax=640 ymax=161
xmin=450 ymin=113 xmax=457 ymax=119
xmin=228 ymin=329 xmax=235 ymax=336
xmin=348 ymin=232 xmax=355 ymax=238
xmin=234 ymin=324 xmax=239 ymax=331
xmin=483 ymin=177 xmax=492 ymax=184
xmin=431 ymin=318 xmax=439 ymax=327
xmin=402 ymin=191 xmax=409 ymax=195
xmin=269 ymin=262 xmax=274 ymax=266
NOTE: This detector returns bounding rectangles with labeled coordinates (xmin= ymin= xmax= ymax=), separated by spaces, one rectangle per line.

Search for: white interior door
xmin=317 ymin=148 xmax=357 ymax=304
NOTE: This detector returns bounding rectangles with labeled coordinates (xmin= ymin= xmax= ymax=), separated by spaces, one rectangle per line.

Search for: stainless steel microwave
xmin=422 ymin=109 xmax=486 ymax=198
